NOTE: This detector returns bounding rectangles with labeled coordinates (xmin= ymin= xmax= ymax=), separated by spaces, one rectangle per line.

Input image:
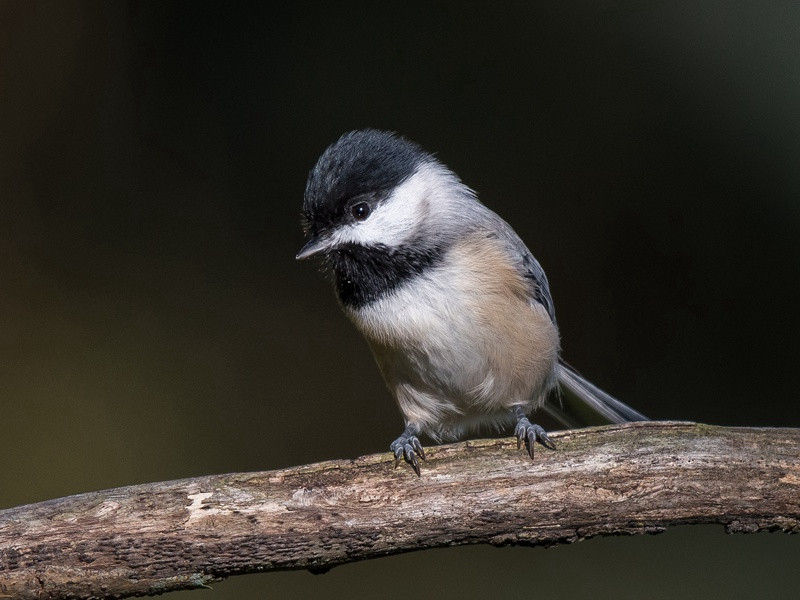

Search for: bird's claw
xmin=514 ymin=417 xmax=556 ymax=460
xmin=390 ymin=433 xmax=426 ymax=477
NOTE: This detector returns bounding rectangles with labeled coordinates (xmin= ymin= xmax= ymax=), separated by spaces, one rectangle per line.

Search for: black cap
xmin=302 ymin=129 xmax=431 ymax=237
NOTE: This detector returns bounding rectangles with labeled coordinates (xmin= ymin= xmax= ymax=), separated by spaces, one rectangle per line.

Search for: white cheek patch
xmin=331 ymin=163 xmax=450 ymax=248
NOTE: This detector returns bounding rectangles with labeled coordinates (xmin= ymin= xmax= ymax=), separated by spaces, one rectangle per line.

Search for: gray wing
xmin=519 ymin=250 xmax=557 ymax=325
xmin=479 ymin=210 xmax=557 ymax=324
xmin=478 ymin=208 xmax=647 ymax=425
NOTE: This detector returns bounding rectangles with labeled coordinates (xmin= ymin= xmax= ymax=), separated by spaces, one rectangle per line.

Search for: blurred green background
xmin=1 ymin=1 xmax=798 ymax=598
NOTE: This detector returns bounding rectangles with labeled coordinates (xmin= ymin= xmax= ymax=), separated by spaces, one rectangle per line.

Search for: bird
xmin=297 ymin=129 xmax=646 ymax=476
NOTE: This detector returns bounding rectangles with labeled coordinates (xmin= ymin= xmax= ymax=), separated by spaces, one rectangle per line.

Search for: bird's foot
xmin=514 ymin=414 xmax=556 ymax=460
xmin=390 ymin=427 xmax=426 ymax=477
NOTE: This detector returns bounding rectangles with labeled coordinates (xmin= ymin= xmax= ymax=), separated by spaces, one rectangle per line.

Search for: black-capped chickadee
xmin=297 ymin=129 xmax=646 ymax=476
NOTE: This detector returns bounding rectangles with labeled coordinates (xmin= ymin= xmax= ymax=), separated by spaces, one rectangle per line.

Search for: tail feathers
xmin=547 ymin=362 xmax=648 ymax=428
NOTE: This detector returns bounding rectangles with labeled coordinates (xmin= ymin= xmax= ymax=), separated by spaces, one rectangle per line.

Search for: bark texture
xmin=1 ymin=421 xmax=798 ymax=599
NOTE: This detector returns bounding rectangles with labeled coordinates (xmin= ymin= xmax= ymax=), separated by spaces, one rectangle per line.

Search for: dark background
xmin=1 ymin=2 xmax=798 ymax=598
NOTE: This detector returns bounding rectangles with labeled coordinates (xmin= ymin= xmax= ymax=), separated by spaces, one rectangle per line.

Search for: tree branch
xmin=1 ymin=421 xmax=798 ymax=599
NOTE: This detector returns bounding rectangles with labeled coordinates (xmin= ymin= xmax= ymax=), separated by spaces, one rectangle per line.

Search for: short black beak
xmin=296 ymin=235 xmax=329 ymax=260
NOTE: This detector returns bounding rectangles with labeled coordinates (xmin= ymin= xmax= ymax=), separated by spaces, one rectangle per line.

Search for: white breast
xmin=347 ymin=236 xmax=560 ymax=440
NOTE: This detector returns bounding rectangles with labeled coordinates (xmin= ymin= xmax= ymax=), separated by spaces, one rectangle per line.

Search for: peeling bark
xmin=1 ymin=421 xmax=798 ymax=599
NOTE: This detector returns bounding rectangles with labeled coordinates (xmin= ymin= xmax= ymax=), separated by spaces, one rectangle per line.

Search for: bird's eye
xmin=351 ymin=202 xmax=371 ymax=221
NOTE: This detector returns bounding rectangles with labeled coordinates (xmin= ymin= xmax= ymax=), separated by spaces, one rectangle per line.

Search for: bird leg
xmin=390 ymin=424 xmax=426 ymax=476
xmin=512 ymin=405 xmax=556 ymax=459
